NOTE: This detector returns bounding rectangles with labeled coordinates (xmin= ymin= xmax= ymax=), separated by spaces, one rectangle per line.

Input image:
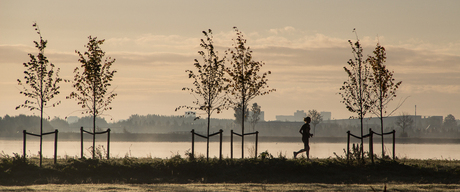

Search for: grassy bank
xmin=1 ymin=153 xmax=459 ymax=186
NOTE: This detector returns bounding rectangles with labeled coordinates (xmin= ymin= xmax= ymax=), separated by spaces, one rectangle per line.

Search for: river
xmin=1 ymin=140 xmax=460 ymax=160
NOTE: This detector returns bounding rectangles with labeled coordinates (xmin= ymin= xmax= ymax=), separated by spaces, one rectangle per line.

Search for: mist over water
xmin=1 ymin=140 xmax=459 ymax=160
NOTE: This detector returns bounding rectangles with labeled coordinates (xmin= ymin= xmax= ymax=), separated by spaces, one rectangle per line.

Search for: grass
xmin=1 ymin=151 xmax=460 ymax=187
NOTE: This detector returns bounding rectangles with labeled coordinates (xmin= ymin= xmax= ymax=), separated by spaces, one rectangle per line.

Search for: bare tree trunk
xmin=207 ymin=111 xmax=210 ymax=161
xmin=241 ymin=60 xmax=245 ymax=159
xmin=241 ymin=100 xmax=245 ymax=159
xmin=40 ymin=98 xmax=43 ymax=167
xmin=93 ymin=83 xmax=96 ymax=159
xmin=360 ymin=114 xmax=364 ymax=161
xmin=39 ymin=69 xmax=44 ymax=167
xmin=380 ymin=96 xmax=384 ymax=158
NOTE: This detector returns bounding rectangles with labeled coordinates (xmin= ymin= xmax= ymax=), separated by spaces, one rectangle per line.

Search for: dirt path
xmin=1 ymin=183 xmax=459 ymax=191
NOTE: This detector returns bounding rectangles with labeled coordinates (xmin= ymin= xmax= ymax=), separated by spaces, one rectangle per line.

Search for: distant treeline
xmin=0 ymin=114 xmax=459 ymax=139
xmin=0 ymin=114 xmax=234 ymax=139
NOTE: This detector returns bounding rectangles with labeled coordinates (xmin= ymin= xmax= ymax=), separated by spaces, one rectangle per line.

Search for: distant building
xmin=66 ymin=116 xmax=79 ymax=124
xmin=276 ymin=110 xmax=306 ymax=122
xmin=321 ymin=111 xmax=331 ymax=121
xmin=330 ymin=115 xmax=444 ymax=132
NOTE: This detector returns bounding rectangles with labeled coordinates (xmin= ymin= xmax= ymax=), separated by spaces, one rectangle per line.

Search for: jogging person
xmin=294 ymin=117 xmax=313 ymax=159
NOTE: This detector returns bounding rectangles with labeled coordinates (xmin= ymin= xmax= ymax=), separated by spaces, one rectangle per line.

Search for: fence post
xmin=23 ymin=130 xmax=26 ymax=161
xmin=230 ymin=130 xmax=233 ymax=159
xmin=191 ymin=129 xmax=195 ymax=159
xmin=369 ymin=128 xmax=374 ymax=164
xmin=80 ymin=127 xmax=83 ymax=159
xmin=107 ymin=128 xmax=111 ymax=159
xmin=255 ymin=131 xmax=259 ymax=159
xmin=92 ymin=127 xmax=95 ymax=159
xmin=347 ymin=131 xmax=350 ymax=162
xmin=54 ymin=129 xmax=58 ymax=164
xmin=392 ymin=130 xmax=396 ymax=160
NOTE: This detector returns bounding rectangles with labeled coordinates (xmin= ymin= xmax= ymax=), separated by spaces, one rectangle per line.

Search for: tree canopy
xmin=68 ymin=36 xmax=117 ymax=119
xmin=17 ymin=22 xmax=62 ymax=113
xmin=176 ymin=29 xmax=228 ymax=118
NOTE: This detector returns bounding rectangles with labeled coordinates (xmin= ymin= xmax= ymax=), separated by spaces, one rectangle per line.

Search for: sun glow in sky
xmin=1 ymin=0 xmax=459 ymax=122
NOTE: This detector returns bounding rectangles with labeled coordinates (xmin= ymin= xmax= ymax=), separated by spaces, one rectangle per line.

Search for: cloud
xmin=110 ymin=52 xmax=194 ymax=67
xmin=0 ymin=45 xmax=36 ymax=63
xmin=269 ymin=26 xmax=297 ymax=35
xmin=2 ymin=27 xmax=460 ymax=121
xmin=106 ymin=34 xmax=201 ymax=53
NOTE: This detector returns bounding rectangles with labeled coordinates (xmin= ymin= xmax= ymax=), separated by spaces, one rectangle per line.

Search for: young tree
xmin=225 ymin=27 xmax=276 ymax=158
xmin=395 ymin=112 xmax=413 ymax=137
xmin=367 ymin=42 xmax=403 ymax=157
xmin=307 ymin=109 xmax=322 ymax=135
xmin=249 ymin=103 xmax=261 ymax=132
xmin=67 ymin=36 xmax=117 ymax=159
xmin=338 ymin=29 xmax=374 ymax=160
xmin=16 ymin=22 xmax=62 ymax=167
xmin=176 ymin=29 xmax=228 ymax=160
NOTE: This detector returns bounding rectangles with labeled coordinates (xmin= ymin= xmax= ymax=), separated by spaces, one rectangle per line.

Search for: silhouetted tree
xmin=308 ymin=109 xmax=322 ymax=135
xmin=67 ymin=36 xmax=116 ymax=159
xmin=0 ymin=114 xmax=54 ymax=137
xmin=16 ymin=22 xmax=62 ymax=166
xmin=233 ymin=104 xmax=249 ymax=125
xmin=443 ymin=114 xmax=457 ymax=132
xmin=367 ymin=42 xmax=403 ymax=157
xmin=249 ymin=103 xmax=261 ymax=132
xmin=176 ymin=29 xmax=228 ymax=160
xmin=225 ymin=27 xmax=276 ymax=158
xmin=338 ymin=29 xmax=374 ymax=160
xmin=395 ymin=112 xmax=413 ymax=137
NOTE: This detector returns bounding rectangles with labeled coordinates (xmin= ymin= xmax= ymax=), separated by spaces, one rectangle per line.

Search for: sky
xmin=1 ymin=0 xmax=459 ymax=122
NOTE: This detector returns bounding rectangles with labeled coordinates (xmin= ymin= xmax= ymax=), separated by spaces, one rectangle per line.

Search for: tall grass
xmin=1 ymin=150 xmax=459 ymax=185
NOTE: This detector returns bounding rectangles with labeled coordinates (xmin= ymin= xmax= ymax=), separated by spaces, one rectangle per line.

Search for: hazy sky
xmin=1 ymin=0 xmax=459 ymax=122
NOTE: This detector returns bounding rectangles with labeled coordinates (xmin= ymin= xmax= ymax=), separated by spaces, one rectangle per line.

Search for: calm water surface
xmin=1 ymin=140 xmax=459 ymax=160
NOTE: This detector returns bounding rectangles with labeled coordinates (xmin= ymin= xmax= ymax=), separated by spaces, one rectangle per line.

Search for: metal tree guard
xmin=191 ymin=129 xmax=223 ymax=160
xmin=230 ymin=130 xmax=259 ymax=159
xmin=80 ymin=126 xmax=111 ymax=159
xmin=23 ymin=129 xmax=58 ymax=166
xmin=347 ymin=129 xmax=396 ymax=163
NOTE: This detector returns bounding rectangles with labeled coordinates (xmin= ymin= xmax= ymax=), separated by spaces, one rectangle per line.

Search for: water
xmin=1 ymin=140 xmax=459 ymax=160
